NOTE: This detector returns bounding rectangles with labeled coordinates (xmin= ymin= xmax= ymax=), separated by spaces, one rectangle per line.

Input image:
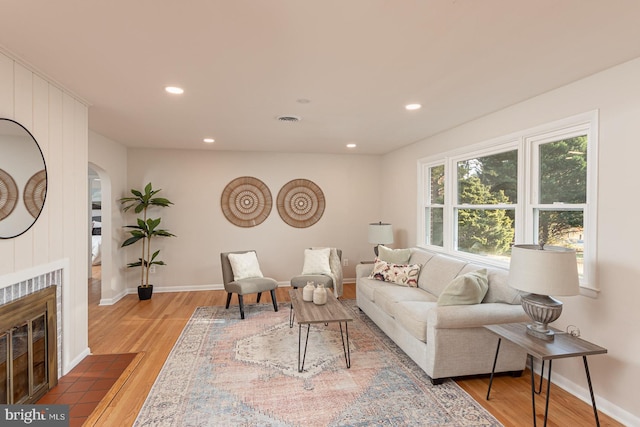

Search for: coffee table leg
xmin=289 ymin=303 xmax=294 ymax=328
xmin=339 ymin=322 xmax=351 ymax=368
xmin=298 ymin=323 xmax=311 ymax=373
xmin=529 ymin=354 xmax=537 ymax=427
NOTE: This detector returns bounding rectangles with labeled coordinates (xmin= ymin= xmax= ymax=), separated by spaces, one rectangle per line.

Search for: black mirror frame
xmin=0 ymin=118 xmax=48 ymax=239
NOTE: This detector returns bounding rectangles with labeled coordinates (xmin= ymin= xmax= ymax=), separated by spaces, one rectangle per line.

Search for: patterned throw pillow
xmin=369 ymin=259 xmax=421 ymax=287
xmin=228 ymin=251 xmax=264 ymax=281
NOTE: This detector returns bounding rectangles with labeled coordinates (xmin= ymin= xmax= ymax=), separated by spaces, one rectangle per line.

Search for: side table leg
xmin=529 ymin=354 xmax=537 ymax=427
xmin=486 ymin=337 xmax=502 ymax=400
xmin=543 ymin=359 xmax=553 ymax=427
xmin=583 ymin=356 xmax=601 ymax=427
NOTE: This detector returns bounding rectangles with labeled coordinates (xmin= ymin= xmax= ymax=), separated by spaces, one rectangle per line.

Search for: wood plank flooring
xmin=87 ymin=277 xmax=622 ymax=426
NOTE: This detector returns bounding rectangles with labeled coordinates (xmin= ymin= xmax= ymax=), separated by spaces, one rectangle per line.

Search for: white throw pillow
xmin=377 ymin=245 xmax=411 ymax=264
xmin=228 ymin=251 xmax=264 ymax=281
xmin=301 ymin=248 xmax=332 ymax=275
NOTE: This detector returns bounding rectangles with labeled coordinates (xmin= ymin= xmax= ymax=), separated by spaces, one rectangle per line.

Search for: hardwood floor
xmin=87 ymin=276 xmax=621 ymax=426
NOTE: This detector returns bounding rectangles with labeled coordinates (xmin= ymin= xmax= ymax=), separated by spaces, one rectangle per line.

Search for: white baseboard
xmin=63 ymin=347 xmax=91 ymax=376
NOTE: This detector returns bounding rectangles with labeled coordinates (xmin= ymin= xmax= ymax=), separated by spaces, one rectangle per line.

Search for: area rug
xmin=134 ymin=300 xmax=502 ymax=427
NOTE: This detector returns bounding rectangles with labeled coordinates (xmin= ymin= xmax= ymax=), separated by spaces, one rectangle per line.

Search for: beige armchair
xmin=220 ymin=250 xmax=278 ymax=319
xmin=290 ymin=248 xmax=343 ymax=296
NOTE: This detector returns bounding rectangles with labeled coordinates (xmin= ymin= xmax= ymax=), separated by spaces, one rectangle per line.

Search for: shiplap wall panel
xmin=13 ymin=63 xmax=35 ymax=271
xmin=0 ymin=53 xmax=14 ymax=273
xmin=32 ymin=74 xmax=50 ymax=266
xmin=47 ymin=86 xmax=64 ymax=262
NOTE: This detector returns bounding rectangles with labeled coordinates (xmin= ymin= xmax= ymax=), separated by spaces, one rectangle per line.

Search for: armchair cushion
xmin=301 ymin=248 xmax=332 ymax=275
xmin=228 ymin=251 xmax=264 ymax=280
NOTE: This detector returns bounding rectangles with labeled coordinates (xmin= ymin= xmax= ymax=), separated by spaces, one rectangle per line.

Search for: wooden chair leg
xmin=225 ymin=293 xmax=232 ymax=309
xmin=256 ymin=292 xmax=262 ymax=303
xmin=238 ymin=294 xmax=245 ymax=319
xmin=270 ymin=289 xmax=278 ymax=312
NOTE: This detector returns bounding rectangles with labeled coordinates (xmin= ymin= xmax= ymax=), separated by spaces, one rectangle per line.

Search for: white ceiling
xmin=2 ymin=1 xmax=640 ymax=155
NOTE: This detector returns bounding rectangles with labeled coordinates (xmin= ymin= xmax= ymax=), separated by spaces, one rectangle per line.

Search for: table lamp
xmin=508 ymin=244 xmax=579 ymax=341
xmin=368 ymin=221 xmax=393 ymax=257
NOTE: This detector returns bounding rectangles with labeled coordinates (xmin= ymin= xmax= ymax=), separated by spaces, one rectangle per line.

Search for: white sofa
xmin=356 ymin=247 xmax=529 ymax=384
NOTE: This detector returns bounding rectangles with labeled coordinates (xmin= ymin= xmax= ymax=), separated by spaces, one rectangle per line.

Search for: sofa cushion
xmin=392 ymin=301 xmax=437 ymax=343
xmin=377 ymin=245 xmax=411 ymax=264
xmin=409 ymin=249 xmax=435 ymax=267
xmin=370 ymin=259 xmax=421 ymax=287
xmin=437 ymin=269 xmax=488 ymax=306
xmin=417 ymin=254 xmax=467 ymax=296
xmin=357 ymin=277 xmax=387 ymax=302
xmin=374 ymin=285 xmax=436 ymax=318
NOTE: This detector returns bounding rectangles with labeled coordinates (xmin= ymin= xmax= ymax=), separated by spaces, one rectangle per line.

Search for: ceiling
xmin=2 ymin=1 xmax=640 ymax=155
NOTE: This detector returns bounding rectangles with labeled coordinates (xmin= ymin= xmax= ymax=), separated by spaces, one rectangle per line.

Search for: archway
xmin=88 ymin=163 xmax=112 ymax=305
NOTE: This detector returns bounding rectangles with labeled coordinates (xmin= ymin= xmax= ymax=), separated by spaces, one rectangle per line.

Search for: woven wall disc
xmin=0 ymin=169 xmax=18 ymax=221
xmin=221 ymin=176 xmax=272 ymax=227
xmin=276 ymin=179 xmax=325 ymax=228
xmin=24 ymin=169 xmax=47 ymax=219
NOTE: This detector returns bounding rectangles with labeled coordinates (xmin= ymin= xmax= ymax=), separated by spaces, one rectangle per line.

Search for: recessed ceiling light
xmin=346 ymin=143 xmax=357 ymax=148
xmin=405 ymin=103 xmax=422 ymax=110
xmin=297 ymin=98 xmax=311 ymax=104
xmin=203 ymin=138 xmax=215 ymax=143
xmin=165 ymin=86 xmax=184 ymax=95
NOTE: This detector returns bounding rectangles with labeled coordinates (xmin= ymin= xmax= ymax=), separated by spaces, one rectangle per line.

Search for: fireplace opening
xmin=0 ymin=286 xmax=57 ymax=404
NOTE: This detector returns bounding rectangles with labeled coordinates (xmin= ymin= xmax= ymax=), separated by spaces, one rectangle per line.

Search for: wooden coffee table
xmin=289 ymin=288 xmax=353 ymax=372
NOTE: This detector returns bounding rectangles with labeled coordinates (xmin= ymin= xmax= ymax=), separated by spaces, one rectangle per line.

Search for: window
xmin=418 ymin=112 xmax=598 ymax=292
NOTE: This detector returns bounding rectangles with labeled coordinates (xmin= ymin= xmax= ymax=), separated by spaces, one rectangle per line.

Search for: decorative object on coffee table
xmin=221 ymin=176 xmax=272 ymax=227
xmin=508 ymin=244 xmax=579 ymax=341
xmin=277 ymin=178 xmax=325 ymax=228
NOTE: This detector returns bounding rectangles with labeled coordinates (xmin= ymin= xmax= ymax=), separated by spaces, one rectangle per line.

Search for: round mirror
xmin=0 ymin=118 xmax=47 ymax=239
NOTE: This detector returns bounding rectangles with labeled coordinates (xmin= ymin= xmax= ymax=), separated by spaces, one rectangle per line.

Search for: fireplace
xmin=0 ymin=286 xmax=58 ymax=403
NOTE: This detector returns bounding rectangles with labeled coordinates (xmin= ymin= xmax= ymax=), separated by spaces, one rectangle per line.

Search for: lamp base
xmin=520 ymin=293 xmax=564 ymax=341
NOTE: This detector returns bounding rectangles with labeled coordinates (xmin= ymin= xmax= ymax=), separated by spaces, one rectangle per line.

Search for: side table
xmin=485 ymin=322 xmax=607 ymax=427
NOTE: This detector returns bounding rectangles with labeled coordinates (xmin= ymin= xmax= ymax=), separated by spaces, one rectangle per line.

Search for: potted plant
xmin=120 ymin=182 xmax=175 ymax=300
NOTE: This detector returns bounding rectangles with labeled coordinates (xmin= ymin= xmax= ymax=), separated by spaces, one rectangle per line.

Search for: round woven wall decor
xmin=221 ymin=176 xmax=272 ymax=227
xmin=0 ymin=169 xmax=18 ymax=221
xmin=24 ymin=169 xmax=47 ymax=219
xmin=276 ymin=179 xmax=325 ymax=228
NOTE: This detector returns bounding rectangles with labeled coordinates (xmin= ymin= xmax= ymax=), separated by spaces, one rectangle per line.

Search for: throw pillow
xmin=369 ymin=259 xmax=421 ymax=287
xmin=437 ymin=269 xmax=489 ymax=306
xmin=228 ymin=251 xmax=264 ymax=281
xmin=377 ymin=245 xmax=411 ymax=264
xmin=301 ymin=248 xmax=332 ymax=275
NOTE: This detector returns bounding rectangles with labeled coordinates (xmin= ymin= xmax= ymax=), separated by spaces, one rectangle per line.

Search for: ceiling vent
xmin=276 ymin=115 xmax=301 ymax=123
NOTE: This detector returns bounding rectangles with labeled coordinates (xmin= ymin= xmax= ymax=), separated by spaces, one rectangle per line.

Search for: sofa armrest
xmin=356 ymin=263 xmax=375 ymax=280
xmin=427 ymin=303 xmax=528 ymax=329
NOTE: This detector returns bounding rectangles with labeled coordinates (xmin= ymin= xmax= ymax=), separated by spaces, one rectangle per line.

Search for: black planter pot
xmin=138 ymin=285 xmax=153 ymax=300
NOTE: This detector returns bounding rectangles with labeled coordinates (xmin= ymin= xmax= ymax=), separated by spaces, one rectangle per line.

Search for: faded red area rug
xmin=134 ymin=300 xmax=501 ymax=426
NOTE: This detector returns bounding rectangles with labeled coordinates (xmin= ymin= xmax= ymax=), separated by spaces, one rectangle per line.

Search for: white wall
xmin=0 ymin=51 xmax=89 ymax=374
xmin=88 ymin=130 xmax=128 ymax=304
xmin=381 ymin=57 xmax=640 ymax=425
xmin=124 ymin=148 xmax=382 ymax=290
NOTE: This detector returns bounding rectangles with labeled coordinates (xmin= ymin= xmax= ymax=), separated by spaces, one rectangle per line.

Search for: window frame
xmin=417 ymin=111 xmax=599 ymax=294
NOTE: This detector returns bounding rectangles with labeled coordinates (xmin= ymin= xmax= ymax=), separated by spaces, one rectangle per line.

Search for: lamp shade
xmin=508 ymin=244 xmax=579 ymax=296
xmin=368 ymin=222 xmax=393 ymax=245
